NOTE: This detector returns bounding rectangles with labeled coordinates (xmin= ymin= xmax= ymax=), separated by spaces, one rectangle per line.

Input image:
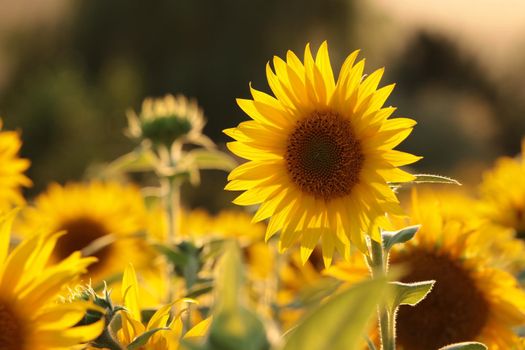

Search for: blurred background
xmin=1 ymin=0 xmax=525 ymax=210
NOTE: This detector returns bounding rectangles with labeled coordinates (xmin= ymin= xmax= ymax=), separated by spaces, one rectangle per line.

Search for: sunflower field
xmin=2 ymin=2 xmax=525 ymax=350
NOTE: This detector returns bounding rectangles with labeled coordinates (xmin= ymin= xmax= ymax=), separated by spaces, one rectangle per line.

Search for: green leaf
xmin=185 ymin=149 xmax=237 ymax=171
xmin=411 ymin=174 xmax=461 ymax=185
xmin=207 ymin=241 xmax=269 ymax=350
xmin=365 ymin=336 xmax=378 ymax=350
xmin=382 ymin=225 xmax=420 ymax=252
xmin=282 ymin=276 xmax=389 ymax=350
xmin=286 ymin=277 xmax=342 ymax=308
xmin=185 ymin=283 xmax=214 ymax=299
xmin=215 ymin=241 xmax=243 ymax=311
xmin=127 ymin=327 xmax=170 ymax=350
xmin=153 ymin=243 xmax=188 ymax=266
xmin=208 ymin=308 xmax=269 ymax=350
xmin=388 ymin=280 xmax=435 ymax=311
xmin=439 ymin=342 xmax=488 ymax=350
xmin=154 ymin=242 xmax=203 ymax=288
xmin=106 ymin=148 xmax=158 ymax=174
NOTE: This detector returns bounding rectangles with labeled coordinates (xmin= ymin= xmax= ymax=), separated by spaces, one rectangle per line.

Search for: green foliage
xmin=182 ymin=148 xmax=237 ymax=171
xmin=180 ymin=149 xmax=237 ymax=185
xmin=388 ymin=280 xmax=435 ymax=311
xmin=155 ymin=241 xmax=204 ymax=289
xmin=411 ymin=174 xmax=462 ymax=185
xmin=382 ymin=225 xmax=420 ymax=252
xmin=286 ymin=277 xmax=342 ymax=309
xmin=390 ymin=174 xmax=461 ymax=188
xmin=439 ymin=342 xmax=488 ymax=350
xmin=127 ymin=327 xmax=171 ymax=350
xmin=204 ymin=241 xmax=269 ymax=350
xmin=80 ymin=286 xmax=125 ymax=350
xmin=106 ymin=148 xmax=158 ymax=174
xmin=282 ymin=276 xmax=389 ymax=350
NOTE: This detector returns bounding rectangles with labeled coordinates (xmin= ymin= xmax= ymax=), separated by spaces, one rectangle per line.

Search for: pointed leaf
xmin=365 ymin=337 xmax=378 ymax=350
xmin=439 ymin=342 xmax=488 ymax=350
xmin=382 ymin=225 xmax=420 ymax=252
xmin=388 ymin=280 xmax=435 ymax=311
xmin=410 ymin=174 xmax=461 ymax=185
xmin=127 ymin=327 xmax=170 ymax=350
xmin=207 ymin=242 xmax=269 ymax=350
xmin=184 ymin=149 xmax=237 ymax=171
xmin=283 ymin=276 xmax=389 ymax=350
xmin=107 ymin=149 xmax=158 ymax=174
xmin=286 ymin=278 xmax=342 ymax=308
xmin=215 ymin=241 xmax=244 ymax=311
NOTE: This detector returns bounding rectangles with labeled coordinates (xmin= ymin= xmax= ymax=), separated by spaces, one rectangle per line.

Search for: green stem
xmin=369 ymin=238 xmax=395 ymax=350
xmin=164 ymin=177 xmax=179 ymax=246
xmin=160 ymin=147 xmax=181 ymax=303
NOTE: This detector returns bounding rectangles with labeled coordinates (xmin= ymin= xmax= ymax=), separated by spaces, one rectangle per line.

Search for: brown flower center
xmin=0 ymin=302 xmax=25 ymax=350
xmin=285 ymin=111 xmax=364 ymax=200
xmin=392 ymin=249 xmax=490 ymax=350
xmin=55 ymin=217 xmax=112 ymax=275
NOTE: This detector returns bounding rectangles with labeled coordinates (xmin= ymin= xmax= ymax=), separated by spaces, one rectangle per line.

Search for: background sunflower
xmin=329 ymin=190 xmax=525 ymax=349
xmin=0 ymin=121 xmax=31 ymax=210
xmin=17 ymin=181 xmax=148 ymax=283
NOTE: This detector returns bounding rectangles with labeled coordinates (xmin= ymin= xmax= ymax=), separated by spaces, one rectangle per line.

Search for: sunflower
xmin=0 ymin=210 xmax=104 ymax=349
xmin=225 ymin=41 xmax=420 ymax=265
xmin=110 ymin=264 xmax=209 ymax=350
xmin=329 ymin=190 xmax=525 ymax=349
xmin=126 ymin=94 xmax=213 ymax=151
xmin=18 ymin=181 xmax=148 ymax=282
xmin=0 ymin=120 xmax=31 ymax=210
xmin=479 ymin=138 xmax=525 ymax=237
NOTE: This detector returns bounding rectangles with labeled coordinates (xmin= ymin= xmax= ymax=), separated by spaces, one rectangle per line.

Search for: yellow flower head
xmin=0 ymin=211 xmax=104 ymax=349
xmin=329 ymin=190 xmax=525 ymax=349
xmin=0 ymin=121 xmax=31 ymax=209
xmin=479 ymin=138 xmax=525 ymax=236
xmin=18 ymin=181 xmax=148 ymax=282
xmin=127 ymin=94 xmax=213 ymax=150
xmin=117 ymin=264 xmax=210 ymax=350
xmin=225 ymin=41 xmax=420 ymax=266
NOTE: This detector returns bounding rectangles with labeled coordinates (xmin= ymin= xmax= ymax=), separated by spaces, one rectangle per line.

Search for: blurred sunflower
xmin=410 ymin=186 xmax=525 ymax=273
xmin=225 ymin=41 xmax=420 ymax=265
xmin=0 ymin=211 xmax=104 ymax=349
xmin=127 ymin=94 xmax=213 ymax=151
xmin=479 ymin=138 xmax=525 ymax=237
xmin=329 ymin=190 xmax=525 ymax=349
xmin=0 ymin=120 xmax=31 ymax=209
xmin=112 ymin=264 xmax=209 ymax=350
xmin=18 ymin=181 xmax=147 ymax=282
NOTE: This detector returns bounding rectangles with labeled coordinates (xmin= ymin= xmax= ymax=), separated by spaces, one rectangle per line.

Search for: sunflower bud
xmin=127 ymin=94 xmax=213 ymax=150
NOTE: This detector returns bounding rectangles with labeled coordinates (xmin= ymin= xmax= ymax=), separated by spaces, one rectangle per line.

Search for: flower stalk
xmin=370 ymin=238 xmax=395 ymax=350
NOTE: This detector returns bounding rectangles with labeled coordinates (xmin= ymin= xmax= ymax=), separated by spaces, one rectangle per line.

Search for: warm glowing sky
xmin=370 ymin=0 xmax=525 ymax=68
